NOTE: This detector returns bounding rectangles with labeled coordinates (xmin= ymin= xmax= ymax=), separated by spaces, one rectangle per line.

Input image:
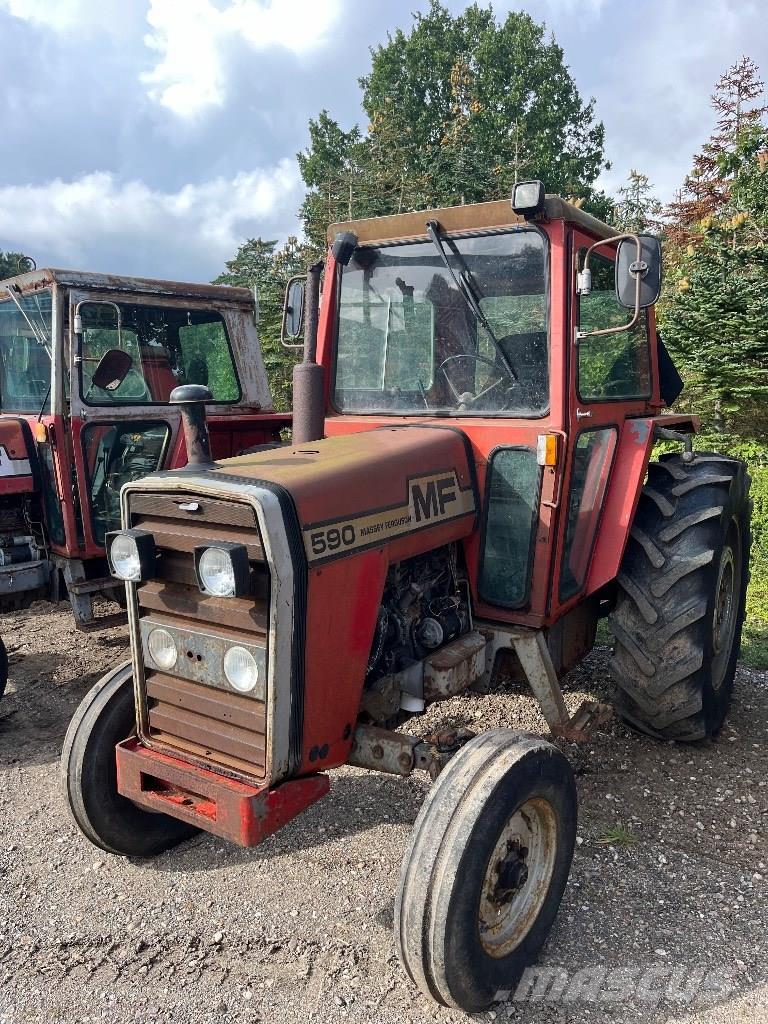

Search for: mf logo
xmin=411 ymin=475 xmax=457 ymax=523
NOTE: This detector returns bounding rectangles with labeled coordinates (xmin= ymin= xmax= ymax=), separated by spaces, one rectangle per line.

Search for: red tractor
xmin=62 ymin=184 xmax=751 ymax=1011
xmin=0 ymin=268 xmax=289 ymax=693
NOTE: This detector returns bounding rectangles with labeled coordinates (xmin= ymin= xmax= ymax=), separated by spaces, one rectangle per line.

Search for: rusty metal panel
xmin=129 ymin=492 xmax=257 ymax=527
xmin=149 ymin=703 xmax=266 ymax=765
xmin=138 ymin=580 xmax=268 ymax=634
xmin=147 ymin=673 xmax=266 ymax=729
xmin=116 ymin=738 xmax=328 ymax=847
xmin=423 ymin=631 xmax=488 ymax=699
xmin=139 ymin=616 xmax=267 ymax=698
xmin=133 ymin=514 xmax=263 ymax=559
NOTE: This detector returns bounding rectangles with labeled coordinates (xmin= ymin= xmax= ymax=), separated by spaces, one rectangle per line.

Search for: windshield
xmin=0 ymin=289 xmax=53 ymax=414
xmin=333 ymin=229 xmax=548 ymax=416
xmin=79 ymin=301 xmax=241 ymax=405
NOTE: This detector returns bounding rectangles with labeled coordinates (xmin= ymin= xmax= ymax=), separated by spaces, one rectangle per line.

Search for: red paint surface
xmin=116 ymin=738 xmax=329 ymax=847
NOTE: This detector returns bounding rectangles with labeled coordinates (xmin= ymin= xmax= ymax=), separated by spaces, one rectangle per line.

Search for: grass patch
xmin=742 ymin=547 xmax=768 ymax=669
xmin=597 ymin=824 xmax=637 ymax=847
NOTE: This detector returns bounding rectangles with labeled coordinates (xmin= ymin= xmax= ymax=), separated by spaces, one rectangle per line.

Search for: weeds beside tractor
xmin=62 ymin=183 xmax=751 ymax=1011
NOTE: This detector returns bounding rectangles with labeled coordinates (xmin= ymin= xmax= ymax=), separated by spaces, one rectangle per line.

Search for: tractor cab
xmin=0 ymin=269 xmax=289 ymax=630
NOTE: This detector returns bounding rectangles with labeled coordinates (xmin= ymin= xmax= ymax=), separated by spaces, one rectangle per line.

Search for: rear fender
xmin=0 ymin=417 xmax=40 ymax=497
xmin=586 ymin=414 xmax=698 ymax=596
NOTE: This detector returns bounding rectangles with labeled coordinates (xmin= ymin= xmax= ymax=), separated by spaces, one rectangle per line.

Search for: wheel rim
xmin=711 ymin=523 xmax=740 ymax=692
xmin=477 ymin=797 xmax=558 ymax=958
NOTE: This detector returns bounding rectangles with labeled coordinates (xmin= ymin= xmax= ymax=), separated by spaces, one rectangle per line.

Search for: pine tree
xmin=659 ymin=60 xmax=768 ymax=436
xmin=613 ymin=170 xmax=662 ymax=233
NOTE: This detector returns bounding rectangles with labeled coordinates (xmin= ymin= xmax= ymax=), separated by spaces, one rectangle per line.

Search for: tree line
xmin=4 ymin=3 xmax=766 ymax=437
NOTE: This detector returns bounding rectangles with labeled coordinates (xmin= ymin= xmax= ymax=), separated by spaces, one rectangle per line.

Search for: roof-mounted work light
xmin=511 ymin=180 xmax=546 ymax=218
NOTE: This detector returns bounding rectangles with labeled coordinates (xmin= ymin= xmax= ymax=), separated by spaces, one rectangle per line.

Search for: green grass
xmin=597 ymin=824 xmax=637 ymax=847
xmin=742 ymin=547 xmax=768 ymax=669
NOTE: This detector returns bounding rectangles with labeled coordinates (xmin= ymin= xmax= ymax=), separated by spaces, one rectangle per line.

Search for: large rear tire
xmin=610 ymin=453 xmax=751 ymax=741
xmin=61 ymin=661 xmax=198 ymax=857
xmin=395 ymin=730 xmax=576 ymax=1011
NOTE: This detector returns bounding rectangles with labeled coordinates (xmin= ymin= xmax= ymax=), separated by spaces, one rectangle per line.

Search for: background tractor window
xmin=577 ymin=250 xmax=651 ymax=401
xmin=0 ymin=291 xmax=52 ymax=414
xmin=79 ymin=302 xmax=240 ymax=405
xmin=334 ymin=230 xmax=548 ymax=417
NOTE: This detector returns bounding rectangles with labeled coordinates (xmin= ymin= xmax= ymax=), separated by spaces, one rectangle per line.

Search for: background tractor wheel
xmin=610 ymin=453 xmax=751 ymax=741
xmin=61 ymin=662 xmax=198 ymax=857
xmin=395 ymin=730 xmax=576 ymax=1012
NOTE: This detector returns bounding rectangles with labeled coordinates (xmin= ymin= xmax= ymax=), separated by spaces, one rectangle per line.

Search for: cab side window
xmin=577 ymin=250 xmax=650 ymax=402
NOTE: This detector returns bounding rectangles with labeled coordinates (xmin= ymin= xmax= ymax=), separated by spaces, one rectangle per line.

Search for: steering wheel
xmin=438 ymin=353 xmax=511 ymax=408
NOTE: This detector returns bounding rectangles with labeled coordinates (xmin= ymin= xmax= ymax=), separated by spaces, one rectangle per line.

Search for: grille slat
xmin=148 ymin=701 xmax=266 ymax=765
xmin=138 ymin=581 xmax=268 ymax=634
xmin=147 ymin=674 xmax=266 ymax=731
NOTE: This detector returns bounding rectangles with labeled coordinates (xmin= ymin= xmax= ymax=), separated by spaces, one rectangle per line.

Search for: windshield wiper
xmin=425 ymin=220 xmax=517 ymax=383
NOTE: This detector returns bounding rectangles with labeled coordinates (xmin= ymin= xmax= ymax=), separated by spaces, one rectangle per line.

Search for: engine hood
xmin=215 ymin=425 xmax=478 ymax=566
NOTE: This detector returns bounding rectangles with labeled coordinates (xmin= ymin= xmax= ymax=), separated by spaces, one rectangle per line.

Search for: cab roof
xmin=328 ymin=194 xmax=615 ymax=246
xmin=0 ymin=268 xmax=254 ymax=305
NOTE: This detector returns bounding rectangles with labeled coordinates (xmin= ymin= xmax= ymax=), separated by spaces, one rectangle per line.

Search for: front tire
xmin=395 ymin=730 xmax=576 ymax=1011
xmin=61 ymin=662 xmax=197 ymax=857
xmin=610 ymin=453 xmax=751 ymax=740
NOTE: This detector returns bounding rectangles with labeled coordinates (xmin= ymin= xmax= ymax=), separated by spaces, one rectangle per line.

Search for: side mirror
xmin=616 ymin=234 xmax=662 ymax=309
xmin=281 ymin=276 xmax=306 ymax=348
xmin=91 ymin=348 xmax=133 ymax=391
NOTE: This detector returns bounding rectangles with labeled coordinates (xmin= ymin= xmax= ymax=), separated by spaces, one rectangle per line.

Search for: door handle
xmin=576 ymin=408 xmax=592 ymax=419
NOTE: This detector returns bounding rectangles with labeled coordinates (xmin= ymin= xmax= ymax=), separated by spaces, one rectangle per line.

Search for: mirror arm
xmin=576 ymin=232 xmax=643 ymax=342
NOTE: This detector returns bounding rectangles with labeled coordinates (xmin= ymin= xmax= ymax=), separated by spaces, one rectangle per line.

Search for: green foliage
xmin=612 ymin=170 xmax=662 ymax=233
xmin=655 ymin=435 xmax=768 ymax=668
xmin=214 ymin=236 xmax=314 ymax=410
xmin=0 ymin=251 xmax=34 ymax=280
xmin=298 ymin=2 xmax=608 ymax=244
xmin=659 ymin=60 xmax=768 ymax=436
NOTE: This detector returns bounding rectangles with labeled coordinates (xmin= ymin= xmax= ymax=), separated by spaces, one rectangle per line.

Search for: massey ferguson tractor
xmin=62 ymin=183 xmax=751 ymax=1011
xmin=0 ymin=267 xmax=289 ymax=695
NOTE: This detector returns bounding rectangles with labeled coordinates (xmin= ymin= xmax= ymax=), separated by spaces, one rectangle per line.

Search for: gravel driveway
xmin=0 ymin=600 xmax=766 ymax=1024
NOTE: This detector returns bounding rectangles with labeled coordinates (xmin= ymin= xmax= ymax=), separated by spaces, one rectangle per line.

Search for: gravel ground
xmin=0 ymin=600 xmax=766 ymax=1024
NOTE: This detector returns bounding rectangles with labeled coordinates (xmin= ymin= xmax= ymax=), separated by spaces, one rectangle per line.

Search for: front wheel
xmin=395 ymin=730 xmax=577 ymax=1011
xmin=61 ymin=662 xmax=197 ymax=857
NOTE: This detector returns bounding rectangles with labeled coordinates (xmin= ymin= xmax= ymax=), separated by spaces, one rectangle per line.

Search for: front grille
xmin=129 ymin=491 xmax=268 ymax=780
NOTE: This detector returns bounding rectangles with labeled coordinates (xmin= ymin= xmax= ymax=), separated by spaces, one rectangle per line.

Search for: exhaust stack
xmin=170 ymin=384 xmax=214 ymax=468
xmin=291 ymin=261 xmax=324 ymax=445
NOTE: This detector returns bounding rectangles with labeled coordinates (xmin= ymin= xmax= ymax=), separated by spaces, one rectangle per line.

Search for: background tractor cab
xmin=0 ymin=268 xmax=289 ymax=636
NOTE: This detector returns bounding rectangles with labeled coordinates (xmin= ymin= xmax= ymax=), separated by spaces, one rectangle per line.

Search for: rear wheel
xmin=61 ymin=661 xmax=197 ymax=857
xmin=610 ymin=453 xmax=751 ymax=740
xmin=395 ymin=730 xmax=576 ymax=1011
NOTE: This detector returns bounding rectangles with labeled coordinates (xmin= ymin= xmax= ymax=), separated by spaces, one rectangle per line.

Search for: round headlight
xmin=148 ymin=627 xmax=178 ymax=671
xmin=198 ymin=547 xmax=237 ymax=597
xmin=223 ymin=646 xmax=259 ymax=693
xmin=110 ymin=534 xmax=141 ymax=581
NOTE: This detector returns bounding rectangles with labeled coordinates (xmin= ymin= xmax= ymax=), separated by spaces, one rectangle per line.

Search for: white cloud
xmin=0 ymin=0 xmax=131 ymax=33
xmin=141 ymin=0 xmax=341 ymax=117
xmin=0 ymin=162 xmax=303 ymax=279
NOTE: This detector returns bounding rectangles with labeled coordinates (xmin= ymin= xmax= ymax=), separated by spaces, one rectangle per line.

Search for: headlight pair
xmin=107 ymin=530 xmax=250 ymax=598
xmin=145 ymin=625 xmax=261 ymax=694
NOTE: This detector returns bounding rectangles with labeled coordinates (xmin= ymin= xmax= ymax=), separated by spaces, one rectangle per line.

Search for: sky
xmin=0 ymin=0 xmax=766 ymax=282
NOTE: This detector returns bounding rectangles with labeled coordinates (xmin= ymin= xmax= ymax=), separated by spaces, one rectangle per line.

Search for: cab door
xmin=552 ymin=230 xmax=654 ymax=614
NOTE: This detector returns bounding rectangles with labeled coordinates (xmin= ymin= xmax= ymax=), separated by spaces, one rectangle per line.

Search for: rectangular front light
xmin=511 ymin=179 xmax=545 ymax=217
xmin=106 ymin=529 xmax=156 ymax=582
xmin=194 ymin=542 xmax=250 ymax=597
